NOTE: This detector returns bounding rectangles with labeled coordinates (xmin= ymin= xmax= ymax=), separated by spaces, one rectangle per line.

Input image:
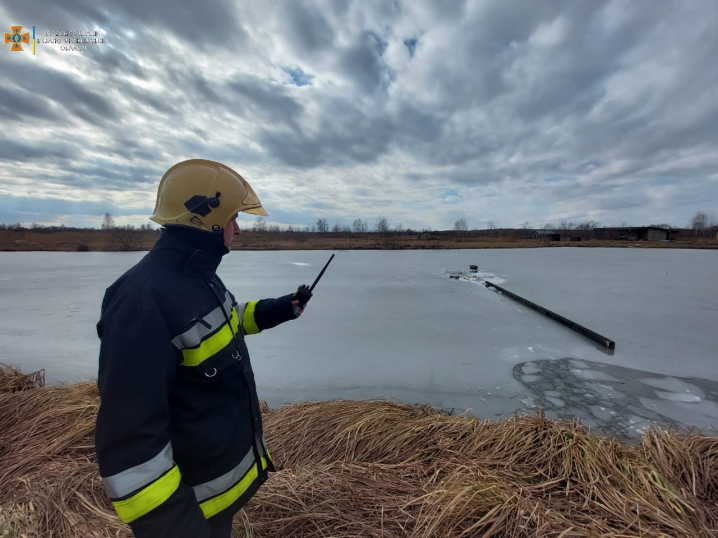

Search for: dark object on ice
xmin=484 ymin=281 xmax=615 ymax=350
xmin=449 ymin=275 xmax=460 ymax=280
xmin=469 ymin=265 xmax=478 ymax=272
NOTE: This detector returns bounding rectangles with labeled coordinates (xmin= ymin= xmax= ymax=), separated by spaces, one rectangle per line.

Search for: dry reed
xmin=1 ymin=384 xmax=716 ymax=537
xmin=0 ymin=363 xmax=45 ymax=394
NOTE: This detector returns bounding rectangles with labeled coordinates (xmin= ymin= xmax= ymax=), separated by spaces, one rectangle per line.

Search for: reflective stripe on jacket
xmin=95 ymin=227 xmax=294 ymax=537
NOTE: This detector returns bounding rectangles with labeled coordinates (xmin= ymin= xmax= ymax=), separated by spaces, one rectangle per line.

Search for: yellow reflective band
xmin=199 ymin=457 xmax=267 ymax=519
xmin=112 ymin=465 xmax=181 ymax=523
xmin=242 ymin=301 xmax=260 ymax=335
xmin=180 ymin=309 xmax=240 ymax=366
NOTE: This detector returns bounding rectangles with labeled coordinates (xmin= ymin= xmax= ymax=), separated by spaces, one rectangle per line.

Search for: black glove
xmin=292 ymin=285 xmax=312 ymax=317
xmin=294 ymin=284 xmax=313 ymax=307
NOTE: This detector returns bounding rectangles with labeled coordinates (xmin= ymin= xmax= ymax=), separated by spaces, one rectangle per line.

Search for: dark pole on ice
xmin=484 ymin=281 xmax=615 ymax=350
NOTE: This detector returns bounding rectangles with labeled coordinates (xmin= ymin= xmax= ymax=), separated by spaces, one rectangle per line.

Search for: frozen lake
xmin=1 ymin=248 xmax=717 ymax=439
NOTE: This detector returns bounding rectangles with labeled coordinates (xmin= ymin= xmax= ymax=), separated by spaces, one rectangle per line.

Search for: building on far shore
xmin=533 ymin=230 xmax=561 ymax=241
xmin=589 ymin=226 xmax=674 ymax=241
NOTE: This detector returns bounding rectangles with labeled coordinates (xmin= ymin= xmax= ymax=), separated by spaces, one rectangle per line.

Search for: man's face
xmin=223 ymin=215 xmax=241 ymax=249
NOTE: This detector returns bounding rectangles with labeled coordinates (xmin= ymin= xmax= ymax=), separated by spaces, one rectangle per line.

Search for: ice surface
xmin=0 ymin=248 xmax=716 ymax=435
xmin=570 ymin=369 xmax=620 ymax=382
xmin=655 ymin=391 xmax=702 ymax=403
xmin=545 ymin=396 xmax=566 ymax=408
xmin=639 ymin=377 xmax=705 ymax=398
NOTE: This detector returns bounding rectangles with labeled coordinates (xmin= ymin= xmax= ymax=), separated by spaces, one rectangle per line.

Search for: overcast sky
xmin=1 ymin=0 xmax=717 ymax=231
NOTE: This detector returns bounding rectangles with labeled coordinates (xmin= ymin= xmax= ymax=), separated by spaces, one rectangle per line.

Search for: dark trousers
xmin=208 ymin=511 xmax=234 ymax=538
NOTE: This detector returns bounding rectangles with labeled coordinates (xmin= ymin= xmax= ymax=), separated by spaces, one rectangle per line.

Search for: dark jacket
xmin=95 ymin=227 xmax=295 ymax=537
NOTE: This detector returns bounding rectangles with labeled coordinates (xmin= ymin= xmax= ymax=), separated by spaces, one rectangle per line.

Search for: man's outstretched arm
xmin=237 ymin=292 xmax=306 ymax=335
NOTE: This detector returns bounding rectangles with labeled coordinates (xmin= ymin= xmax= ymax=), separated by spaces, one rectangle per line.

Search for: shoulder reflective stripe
xmin=192 ymin=446 xmax=255 ymax=503
xmin=172 ymin=293 xmax=233 ymax=349
xmin=102 ymin=442 xmax=174 ymax=499
xmin=198 ymin=457 xmax=268 ymax=519
xmin=112 ymin=465 xmax=181 ymax=524
xmin=242 ymin=301 xmax=260 ymax=335
xmin=180 ymin=308 xmax=240 ymax=367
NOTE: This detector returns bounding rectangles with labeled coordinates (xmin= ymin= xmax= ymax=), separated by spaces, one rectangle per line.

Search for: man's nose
xmin=235 ymin=224 xmax=242 ymax=235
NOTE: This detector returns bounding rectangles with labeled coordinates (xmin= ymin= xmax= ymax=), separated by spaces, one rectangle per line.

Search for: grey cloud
xmin=4 ymin=0 xmax=246 ymax=51
xmin=258 ymin=96 xmax=394 ymax=167
xmin=84 ymin=46 xmax=145 ymax=79
xmin=0 ymin=138 xmax=79 ymax=163
xmin=0 ymin=86 xmax=59 ymax=122
xmin=281 ymin=0 xmax=335 ymax=53
xmin=227 ymin=75 xmax=304 ymax=129
xmin=509 ymin=5 xmax=662 ymax=122
xmin=64 ymin=162 xmax=160 ymax=187
xmin=339 ymin=32 xmax=391 ymax=93
xmin=0 ymin=57 xmax=116 ymax=124
xmin=122 ymin=84 xmax=177 ymax=116
xmin=0 ymin=194 xmax=152 ymax=220
xmin=3 ymin=2 xmax=109 ymax=33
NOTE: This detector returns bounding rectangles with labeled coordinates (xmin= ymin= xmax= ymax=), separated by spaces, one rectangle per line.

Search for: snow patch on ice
xmin=655 ymin=391 xmax=702 ymax=403
xmin=292 ymin=262 xmax=310 ymax=266
xmin=639 ymin=377 xmax=704 ymax=398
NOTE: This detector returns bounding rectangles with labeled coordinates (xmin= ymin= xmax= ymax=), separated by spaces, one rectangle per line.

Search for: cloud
xmin=0 ymin=0 xmax=717 ymax=230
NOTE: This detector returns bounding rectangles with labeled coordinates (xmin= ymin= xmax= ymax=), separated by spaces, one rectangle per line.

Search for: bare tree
xmin=487 ymin=221 xmax=497 ymax=237
xmin=558 ymin=220 xmax=575 ymax=230
xmin=454 ymin=218 xmax=468 ymax=237
xmin=252 ymin=216 xmax=267 ymax=232
xmin=287 ymin=225 xmax=295 ymax=233
xmin=375 ymin=217 xmax=390 ymax=234
xmin=520 ymin=221 xmax=531 ymax=230
xmin=101 ymin=212 xmax=115 ymax=230
xmin=394 ymin=223 xmax=404 ymax=233
xmin=542 ymin=222 xmax=555 ymax=230
xmin=575 ymin=220 xmax=600 ymax=230
xmin=352 ymin=218 xmax=367 ymax=233
xmin=691 ymin=211 xmax=709 ymax=234
xmin=316 ymin=218 xmax=329 ymax=233
xmin=331 ymin=223 xmax=342 ymax=233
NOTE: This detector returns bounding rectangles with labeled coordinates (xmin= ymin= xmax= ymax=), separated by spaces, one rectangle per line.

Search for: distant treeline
xmin=1 ymin=209 xmax=716 ymax=238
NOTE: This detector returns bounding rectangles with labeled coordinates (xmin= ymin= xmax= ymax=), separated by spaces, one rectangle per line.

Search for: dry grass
xmin=0 ymin=380 xmax=716 ymax=537
xmin=0 ymin=363 xmax=45 ymax=393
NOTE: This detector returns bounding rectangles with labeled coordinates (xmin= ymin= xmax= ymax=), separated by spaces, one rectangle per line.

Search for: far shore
xmin=1 ymin=229 xmax=717 ymax=252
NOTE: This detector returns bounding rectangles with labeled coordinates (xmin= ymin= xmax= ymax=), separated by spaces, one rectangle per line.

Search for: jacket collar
xmin=151 ymin=226 xmax=229 ymax=280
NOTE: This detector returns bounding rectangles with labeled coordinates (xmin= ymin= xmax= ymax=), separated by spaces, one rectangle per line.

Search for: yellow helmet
xmin=150 ymin=159 xmax=268 ymax=232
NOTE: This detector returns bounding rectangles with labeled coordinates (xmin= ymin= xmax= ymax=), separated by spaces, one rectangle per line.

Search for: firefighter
xmin=95 ymin=159 xmax=308 ymax=537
